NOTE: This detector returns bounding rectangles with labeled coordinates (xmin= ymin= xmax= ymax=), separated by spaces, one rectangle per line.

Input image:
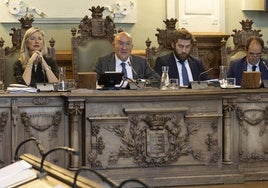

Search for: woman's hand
xmin=29 ymin=51 xmax=42 ymax=65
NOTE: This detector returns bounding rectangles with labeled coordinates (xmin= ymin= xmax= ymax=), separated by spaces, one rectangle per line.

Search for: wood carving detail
xmin=223 ymin=99 xmax=236 ymax=112
xmin=236 ymin=107 xmax=268 ymax=136
xmin=246 ymin=94 xmax=262 ymax=102
xmin=107 ymin=113 xmax=204 ymax=167
xmin=239 ymin=150 xmax=268 ymax=162
xmin=71 ymin=6 xmax=116 ymax=46
xmin=0 ymin=112 xmax=8 ymax=132
xmin=20 ymin=111 xmax=62 ymax=137
xmin=67 ymin=101 xmax=84 ymax=116
xmin=205 ymin=121 xmax=221 ymax=163
xmin=87 ymin=124 xmax=105 ymax=168
xmin=32 ymin=97 xmax=50 ymax=105
xmin=237 ymin=106 xmax=268 ymax=162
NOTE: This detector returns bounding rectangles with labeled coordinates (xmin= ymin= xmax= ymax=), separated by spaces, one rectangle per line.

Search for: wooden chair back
xmin=145 ymin=18 xmax=199 ymax=69
xmin=221 ymin=19 xmax=268 ymax=68
xmin=0 ymin=15 xmax=56 ymax=87
xmin=71 ymin=6 xmax=116 ymax=82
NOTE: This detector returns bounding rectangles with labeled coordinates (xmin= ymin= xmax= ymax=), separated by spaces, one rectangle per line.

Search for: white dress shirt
xmin=115 ymin=55 xmax=133 ymax=79
xmin=246 ymin=61 xmax=260 ymax=72
xmin=174 ymin=56 xmax=193 ymax=86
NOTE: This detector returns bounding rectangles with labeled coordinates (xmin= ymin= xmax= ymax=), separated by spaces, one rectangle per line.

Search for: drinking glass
xmin=219 ymin=66 xmax=227 ymax=88
xmin=169 ymin=78 xmax=179 ymax=90
xmin=58 ymin=67 xmax=67 ymax=91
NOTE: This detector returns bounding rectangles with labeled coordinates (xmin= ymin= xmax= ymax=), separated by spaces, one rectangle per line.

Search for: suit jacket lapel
xmin=169 ymin=55 xmax=179 ymax=78
xmin=108 ymin=53 xmax=116 ymax=71
xmin=188 ymin=58 xmax=198 ymax=80
xmin=130 ymin=56 xmax=139 ymax=79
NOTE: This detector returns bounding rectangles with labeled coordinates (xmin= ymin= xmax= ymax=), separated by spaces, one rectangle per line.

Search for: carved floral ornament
xmin=237 ymin=106 xmax=268 ymax=162
xmin=236 ymin=107 xmax=268 ymax=136
xmin=20 ymin=111 xmax=62 ymax=138
xmin=0 ymin=112 xmax=8 ymax=132
xmin=87 ymin=112 xmax=220 ymax=168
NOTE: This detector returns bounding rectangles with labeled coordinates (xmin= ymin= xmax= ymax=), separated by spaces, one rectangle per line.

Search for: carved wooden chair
xmin=71 ymin=6 xmax=116 ymax=82
xmin=221 ymin=19 xmax=268 ymax=67
xmin=0 ymin=15 xmax=56 ymax=88
xmin=145 ymin=18 xmax=199 ymax=69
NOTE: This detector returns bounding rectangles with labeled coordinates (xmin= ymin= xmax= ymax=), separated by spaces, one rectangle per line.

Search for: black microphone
xmin=13 ymin=137 xmax=45 ymax=162
xmin=38 ymin=146 xmax=80 ymax=178
xmin=198 ymin=67 xmax=213 ymax=84
xmin=128 ymin=59 xmax=138 ymax=77
xmin=72 ymin=167 xmax=118 ymax=188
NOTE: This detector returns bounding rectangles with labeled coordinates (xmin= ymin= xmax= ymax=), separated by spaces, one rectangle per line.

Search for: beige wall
xmin=1 ymin=0 xmax=268 ymax=50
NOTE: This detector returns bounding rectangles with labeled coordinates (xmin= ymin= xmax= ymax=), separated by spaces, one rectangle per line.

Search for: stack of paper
xmin=0 ymin=160 xmax=37 ymax=187
xmin=7 ymin=84 xmax=38 ymax=93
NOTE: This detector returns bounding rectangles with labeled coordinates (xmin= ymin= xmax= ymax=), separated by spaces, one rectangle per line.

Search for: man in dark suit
xmin=94 ymin=32 xmax=160 ymax=87
xmin=154 ymin=28 xmax=209 ymax=87
xmin=227 ymin=36 xmax=268 ymax=86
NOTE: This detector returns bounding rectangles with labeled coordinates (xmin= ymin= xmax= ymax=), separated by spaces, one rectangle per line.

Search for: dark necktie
xmin=121 ymin=62 xmax=127 ymax=77
xmin=252 ymin=65 xmax=257 ymax=71
xmin=180 ymin=61 xmax=189 ymax=86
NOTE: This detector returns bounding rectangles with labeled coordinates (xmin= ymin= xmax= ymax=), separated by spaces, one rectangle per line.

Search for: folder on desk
xmin=0 ymin=160 xmax=37 ymax=187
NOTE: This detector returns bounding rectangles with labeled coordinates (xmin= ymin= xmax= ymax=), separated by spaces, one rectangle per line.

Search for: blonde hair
xmin=19 ymin=27 xmax=48 ymax=66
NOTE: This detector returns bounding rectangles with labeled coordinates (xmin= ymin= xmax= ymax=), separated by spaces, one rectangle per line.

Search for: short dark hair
xmin=172 ymin=28 xmax=195 ymax=44
xmin=246 ymin=36 xmax=264 ymax=51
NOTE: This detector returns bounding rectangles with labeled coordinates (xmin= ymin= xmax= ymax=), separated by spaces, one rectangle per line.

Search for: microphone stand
xmin=128 ymin=60 xmax=138 ymax=77
xmin=38 ymin=146 xmax=80 ymax=178
xmin=190 ymin=68 xmax=213 ymax=89
xmin=118 ymin=178 xmax=150 ymax=188
xmin=13 ymin=137 xmax=45 ymax=162
xmin=198 ymin=67 xmax=213 ymax=84
xmin=72 ymin=167 xmax=118 ymax=188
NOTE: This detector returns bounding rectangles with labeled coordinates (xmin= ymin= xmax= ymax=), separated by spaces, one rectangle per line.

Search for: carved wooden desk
xmin=1 ymin=88 xmax=268 ymax=187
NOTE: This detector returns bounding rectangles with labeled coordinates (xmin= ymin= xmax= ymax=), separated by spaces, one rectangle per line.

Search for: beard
xmin=174 ymin=51 xmax=189 ymax=62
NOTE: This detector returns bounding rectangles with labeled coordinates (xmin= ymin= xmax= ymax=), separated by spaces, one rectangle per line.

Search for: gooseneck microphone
xmin=118 ymin=178 xmax=150 ymax=188
xmin=72 ymin=167 xmax=118 ymax=188
xmin=117 ymin=60 xmax=141 ymax=89
xmin=38 ymin=146 xmax=79 ymax=178
xmin=198 ymin=67 xmax=214 ymax=84
xmin=128 ymin=60 xmax=138 ymax=77
xmin=14 ymin=137 xmax=45 ymax=162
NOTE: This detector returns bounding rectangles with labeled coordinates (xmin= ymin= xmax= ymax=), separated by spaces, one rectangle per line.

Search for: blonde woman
xmin=13 ymin=27 xmax=58 ymax=87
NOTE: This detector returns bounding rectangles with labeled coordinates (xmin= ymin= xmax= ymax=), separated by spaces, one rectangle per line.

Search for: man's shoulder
xmin=188 ymin=56 xmax=202 ymax=63
xmin=230 ymin=56 xmax=246 ymax=64
xmin=99 ymin=52 xmax=114 ymax=60
xmin=154 ymin=53 xmax=173 ymax=64
xmin=131 ymin=54 xmax=146 ymax=62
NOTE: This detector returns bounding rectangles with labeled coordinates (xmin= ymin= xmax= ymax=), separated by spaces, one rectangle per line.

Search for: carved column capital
xmin=67 ymin=100 xmax=85 ymax=116
xmin=222 ymin=97 xmax=237 ymax=112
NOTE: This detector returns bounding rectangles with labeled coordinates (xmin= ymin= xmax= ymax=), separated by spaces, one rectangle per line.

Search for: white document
xmin=0 ymin=160 xmax=37 ymax=188
xmin=7 ymin=87 xmax=38 ymax=93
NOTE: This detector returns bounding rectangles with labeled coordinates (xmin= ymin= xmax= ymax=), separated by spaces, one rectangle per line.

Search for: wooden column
xmin=67 ymin=98 xmax=85 ymax=170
